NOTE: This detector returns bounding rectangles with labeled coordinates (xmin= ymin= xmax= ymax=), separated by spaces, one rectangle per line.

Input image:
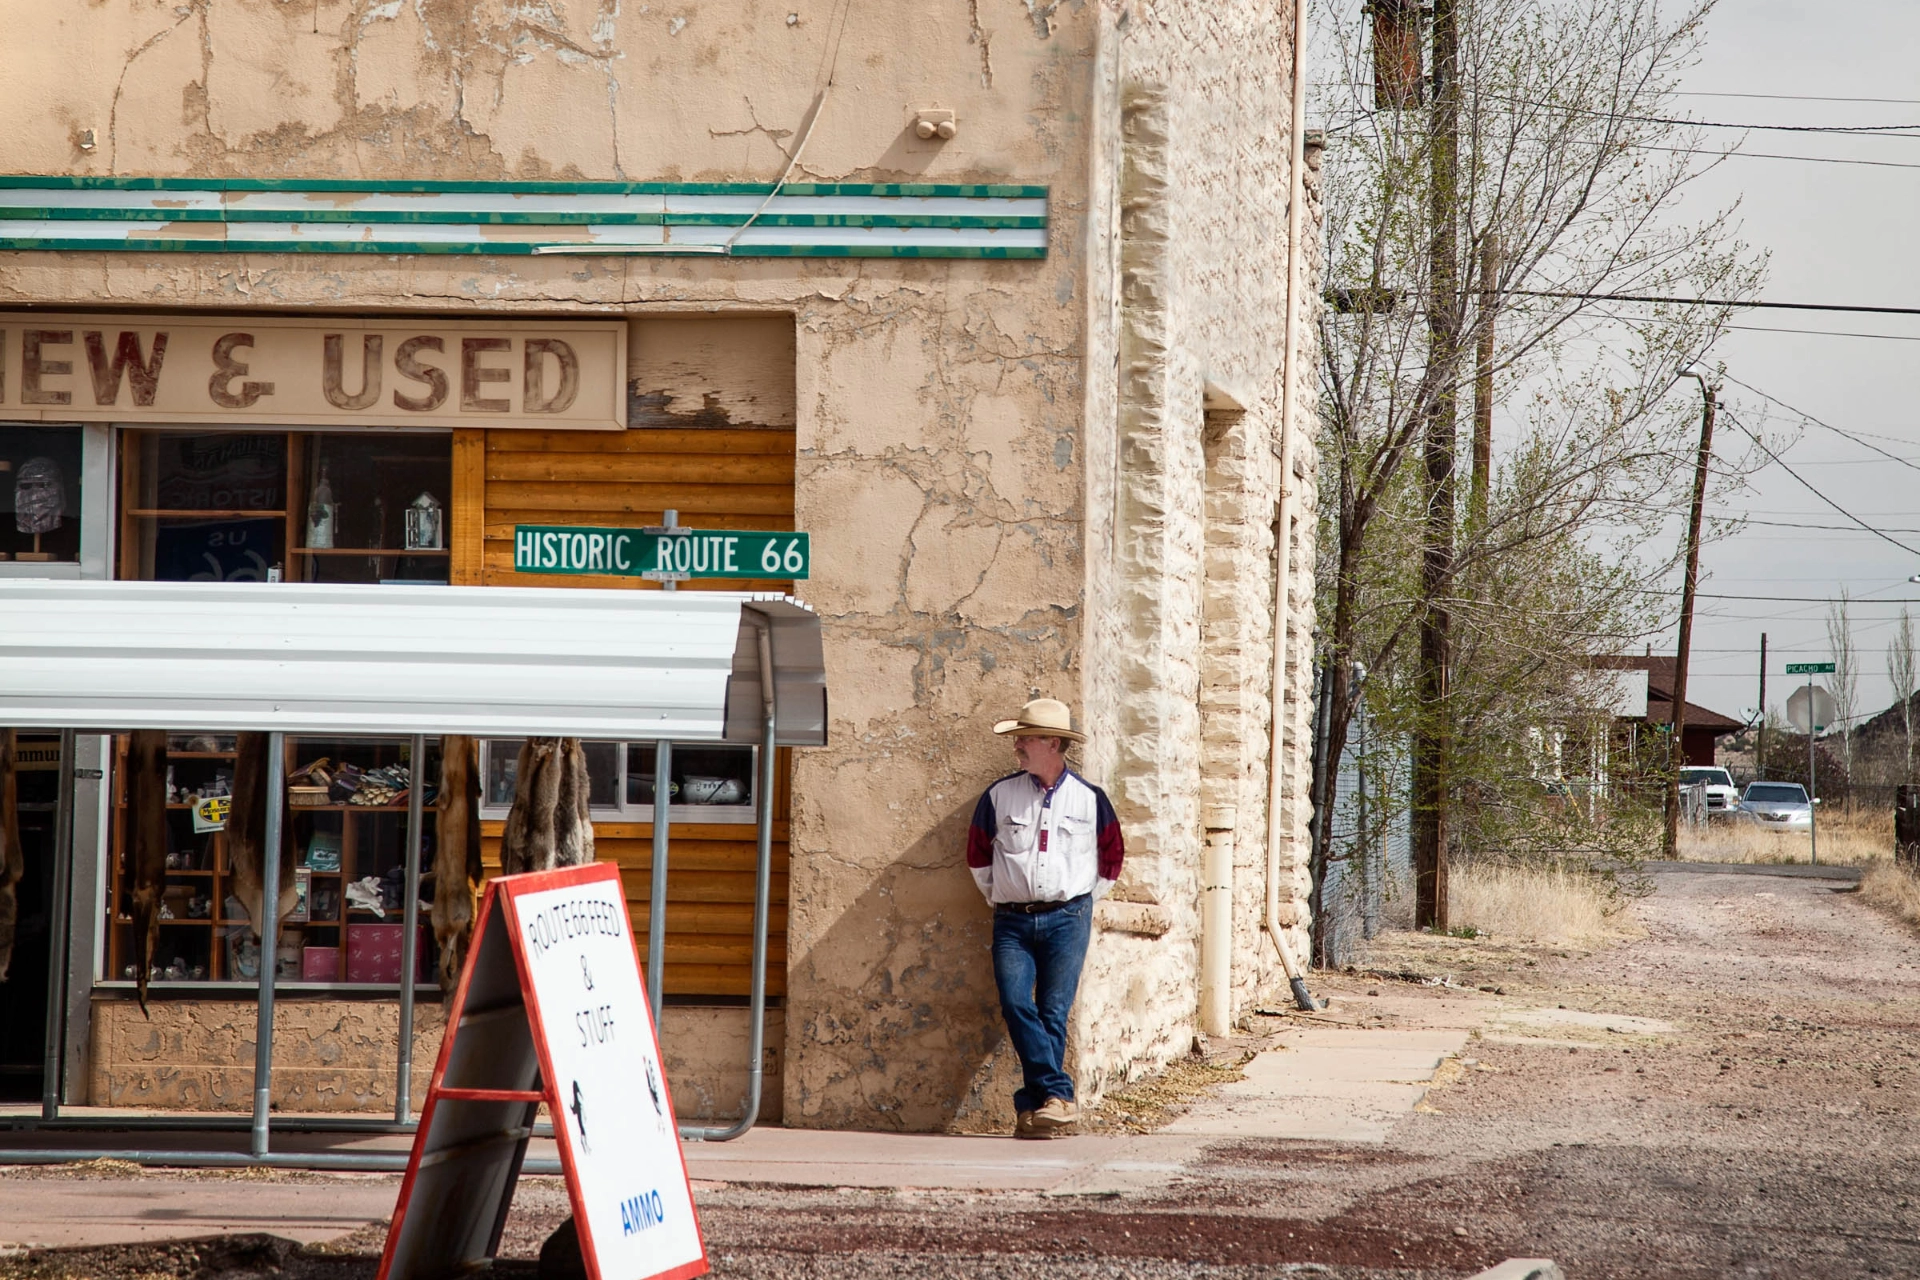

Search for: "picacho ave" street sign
xmin=1784 ymin=662 xmax=1836 ymax=675
xmin=514 ymin=525 xmax=810 ymax=581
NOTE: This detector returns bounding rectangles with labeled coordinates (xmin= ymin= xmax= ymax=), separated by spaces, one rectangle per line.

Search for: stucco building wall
xmin=1 ymin=0 xmax=1318 ymax=1131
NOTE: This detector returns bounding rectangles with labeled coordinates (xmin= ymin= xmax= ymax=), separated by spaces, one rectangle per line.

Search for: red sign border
xmin=378 ymin=863 xmax=709 ymax=1280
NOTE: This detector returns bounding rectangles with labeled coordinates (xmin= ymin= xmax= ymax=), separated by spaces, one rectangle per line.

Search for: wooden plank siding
xmin=476 ymin=427 xmax=797 ymax=591
xmin=479 ymin=822 xmax=789 ymax=998
xmin=459 ymin=421 xmax=797 ymax=999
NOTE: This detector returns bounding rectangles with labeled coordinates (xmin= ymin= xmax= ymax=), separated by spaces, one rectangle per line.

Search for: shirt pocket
xmin=1057 ymin=814 xmax=1093 ymax=847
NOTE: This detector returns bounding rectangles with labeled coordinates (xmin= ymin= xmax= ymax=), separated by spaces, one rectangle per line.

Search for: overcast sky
xmin=1633 ymin=1 xmax=1920 ymax=726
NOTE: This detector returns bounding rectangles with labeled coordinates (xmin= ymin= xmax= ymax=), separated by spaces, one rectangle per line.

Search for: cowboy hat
xmin=993 ymin=697 xmax=1086 ymax=743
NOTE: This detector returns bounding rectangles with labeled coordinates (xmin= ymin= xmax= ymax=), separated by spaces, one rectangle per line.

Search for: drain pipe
xmin=1262 ymin=0 xmax=1319 ymax=1014
xmin=679 ymin=614 xmax=776 ymax=1141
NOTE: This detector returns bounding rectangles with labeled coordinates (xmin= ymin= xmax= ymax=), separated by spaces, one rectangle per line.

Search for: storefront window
xmin=479 ymin=739 xmax=757 ymax=822
xmin=116 ymin=430 xmax=451 ymax=584
xmin=104 ymin=733 xmax=442 ymax=989
xmin=0 ymin=425 xmax=84 ymax=563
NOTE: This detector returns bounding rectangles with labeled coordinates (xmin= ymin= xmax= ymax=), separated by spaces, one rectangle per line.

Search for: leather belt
xmin=996 ymin=895 xmax=1086 ymax=916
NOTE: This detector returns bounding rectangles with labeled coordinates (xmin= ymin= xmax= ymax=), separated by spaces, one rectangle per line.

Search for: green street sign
xmin=1785 ymin=662 xmax=1835 ymax=675
xmin=514 ymin=525 xmax=810 ymax=580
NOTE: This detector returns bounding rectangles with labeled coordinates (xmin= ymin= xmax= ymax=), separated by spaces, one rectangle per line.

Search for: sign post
xmin=378 ymin=863 xmax=707 ymax=1280
xmin=513 ymin=525 xmax=809 ymax=582
xmin=1785 ymin=662 xmax=1836 ymax=866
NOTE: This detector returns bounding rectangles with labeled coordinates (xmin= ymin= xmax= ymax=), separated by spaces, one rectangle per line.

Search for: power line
xmin=1326 ymin=127 xmax=1920 ymax=170
xmin=1721 ymin=375 xmax=1920 ymax=479
xmin=1724 ymin=520 xmax=1920 ymax=535
xmin=1480 ymin=94 xmax=1920 ymax=137
xmin=1673 ymin=91 xmax=1920 ymax=106
xmin=1729 ymin=324 xmax=1920 ymax=343
xmin=1714 ymin=412 xmax=1920 ymax=558
xmin=1515 ymin=291 xmax=1920 ymax=316
xmin=1643 ymin=594 xmax=1920 ymax=610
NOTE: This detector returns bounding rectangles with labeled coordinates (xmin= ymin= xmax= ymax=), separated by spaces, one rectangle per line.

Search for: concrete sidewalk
xmin=0 ymin=987 xmax=1498 ymax=1251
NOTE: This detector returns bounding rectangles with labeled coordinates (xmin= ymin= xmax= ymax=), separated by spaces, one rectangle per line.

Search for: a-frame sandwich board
xmin=378 ymin=863 xmax=708 ymax=1280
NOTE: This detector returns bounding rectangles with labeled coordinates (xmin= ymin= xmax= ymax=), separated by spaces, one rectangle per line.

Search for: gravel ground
xmin=5 ymin=863 xmax=1917 ymax=1279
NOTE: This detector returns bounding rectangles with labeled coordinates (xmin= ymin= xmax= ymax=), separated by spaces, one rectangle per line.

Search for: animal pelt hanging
xmin=431 ymin=735 xmax=483 ymax=998
xmin=0 ymin=731 xmax=23 ymax=983
xmin=125 ymin=730 xmax=170 ymax=1015
xmin=226 ymin=732 xmax=293 ymax=955
xmin=498 ymin=738 xmax=594 ymax=875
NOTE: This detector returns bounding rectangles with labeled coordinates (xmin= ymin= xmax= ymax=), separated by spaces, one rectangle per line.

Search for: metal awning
xmin=0 ymin=580 xmax=826 ymax=744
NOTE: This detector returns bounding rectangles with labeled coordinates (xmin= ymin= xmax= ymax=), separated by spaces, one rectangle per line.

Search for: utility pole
xmin=1664 ymin=370 xmax=1717 ymax=860
xmin=1413 ymin=0 xmax=1460 ymax=929
xmin=1470 ymin=237 xmax=1498 ymax=524
xmin=1808 ymin=667 xmax=1820 ymax=866
xmin=1757 ymin=632 xmax=1767 ymax=781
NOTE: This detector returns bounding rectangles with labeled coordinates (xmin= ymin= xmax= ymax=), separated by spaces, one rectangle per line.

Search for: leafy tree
xmin=1310 ymin=0 xmax=1768 ymax=929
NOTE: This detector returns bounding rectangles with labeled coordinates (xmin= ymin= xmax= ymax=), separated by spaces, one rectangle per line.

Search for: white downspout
xmin=1262 ymin=0 xmax=1319 ymax=1011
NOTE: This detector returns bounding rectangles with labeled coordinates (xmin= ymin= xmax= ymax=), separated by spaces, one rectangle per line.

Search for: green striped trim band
xmin=0 ymin=237 xmax=1049 ymax=259
xmin=0 ymin=206 xmax=1046 ymax=230
xmin=0 ymin=175 xmax=1050 ymax=198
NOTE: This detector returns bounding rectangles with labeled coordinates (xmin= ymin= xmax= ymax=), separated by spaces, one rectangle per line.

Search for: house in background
xmin=1597 ymin=655 xmax=1746 ymax=767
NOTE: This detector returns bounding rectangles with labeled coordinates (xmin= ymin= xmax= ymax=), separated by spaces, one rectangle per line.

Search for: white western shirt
xmin=965 ymin=769 xmax=1124 ymax=905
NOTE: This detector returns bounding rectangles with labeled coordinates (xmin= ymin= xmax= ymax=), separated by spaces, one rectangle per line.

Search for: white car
xmin=1738 ymin=781 xmax=1813 ymax=831
xmin=1679 ymin=766 xmax=1740 ymax=818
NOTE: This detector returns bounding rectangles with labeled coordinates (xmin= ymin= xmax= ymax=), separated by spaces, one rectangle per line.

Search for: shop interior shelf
xmin=107 ymin=732 xmax=440 ymax=989
xmin=124 ymin=508 xmax=288 ymax=519
xmin=292 ymin=547 xmax=450 ymax=556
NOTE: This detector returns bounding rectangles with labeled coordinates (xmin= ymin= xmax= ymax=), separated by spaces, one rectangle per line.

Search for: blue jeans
xmin=991 ymin=895 xmax=1093 ymax=1114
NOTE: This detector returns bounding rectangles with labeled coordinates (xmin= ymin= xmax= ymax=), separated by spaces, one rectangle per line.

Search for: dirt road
xmin=6 ymin=862 xmax=1918 ymax=1279
xmin=682 ymin=862 xmax=1920 ymax=1278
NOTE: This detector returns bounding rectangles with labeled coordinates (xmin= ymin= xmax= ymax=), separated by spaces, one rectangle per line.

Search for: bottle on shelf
xmin=306 ymin=461 xmax=336 ymax=550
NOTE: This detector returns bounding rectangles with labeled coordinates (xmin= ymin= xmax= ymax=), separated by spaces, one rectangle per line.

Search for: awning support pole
xmin=40 ymin=728 xmax=76 ymax=1119
xmin=395 ymin=734 xmax=426 ymax=1122
xmin=250 ymin=731 xmax=286 ymax=1159
xmin=648 ymin=741 xmax=673 ymax=1027
xmin=681 ymin=616 xmax=775 ymax=1142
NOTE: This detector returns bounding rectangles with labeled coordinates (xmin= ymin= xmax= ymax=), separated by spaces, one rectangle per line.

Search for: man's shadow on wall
xmin=783 ymin=795 xmax=1028 ymax=1134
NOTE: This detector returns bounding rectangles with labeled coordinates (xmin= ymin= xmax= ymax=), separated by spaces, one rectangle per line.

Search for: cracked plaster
xmin=3 ymin=0 xmax=1317 ymax=1133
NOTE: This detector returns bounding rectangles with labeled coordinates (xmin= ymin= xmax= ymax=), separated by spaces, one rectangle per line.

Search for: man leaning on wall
xmin=966 ymin=698 xmax=1124 ymax=1138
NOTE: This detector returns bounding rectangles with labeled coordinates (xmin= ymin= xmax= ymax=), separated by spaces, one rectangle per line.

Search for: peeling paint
xmin=2 ymin=0 xmax=1318 ymax=1136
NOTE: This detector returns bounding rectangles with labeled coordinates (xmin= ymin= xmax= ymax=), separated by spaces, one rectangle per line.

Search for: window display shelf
xmin=103 ymin=732 xmax=444 ymax=991
xmin=293 ymin=547 xmax=450 ymax=557
xmin=124 ymin=508 xmax=288 ymax=519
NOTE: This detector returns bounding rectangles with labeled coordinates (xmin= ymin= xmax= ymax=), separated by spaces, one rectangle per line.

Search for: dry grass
xmin=1860 ymin=861 xmax=1920 ymax=933
xmin=1678 ymin=806 xmax=1891 ymax=867
xmin=1445 ymin=861 xmax=1628 ymax=948
xmin=1080 ymin=1053 xmax=1251 ymax=1134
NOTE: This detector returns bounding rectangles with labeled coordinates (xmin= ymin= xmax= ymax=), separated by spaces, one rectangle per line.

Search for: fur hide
xmin=431 ymin=735 xmax=482 ymax=997
xmin=0 ymin=731 xmax=22 ymax=983
xmin=499 ymin=737 xmax=594 ymax=875
xmin=126 ymin=730 xmax=169 ymax=1015
xmin=226 ymin=732 xmax=294 ymax=951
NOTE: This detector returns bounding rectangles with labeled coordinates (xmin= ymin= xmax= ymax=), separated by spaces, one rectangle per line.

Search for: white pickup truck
xmin=1679 ymin=765 xmax=1740 ymax=818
